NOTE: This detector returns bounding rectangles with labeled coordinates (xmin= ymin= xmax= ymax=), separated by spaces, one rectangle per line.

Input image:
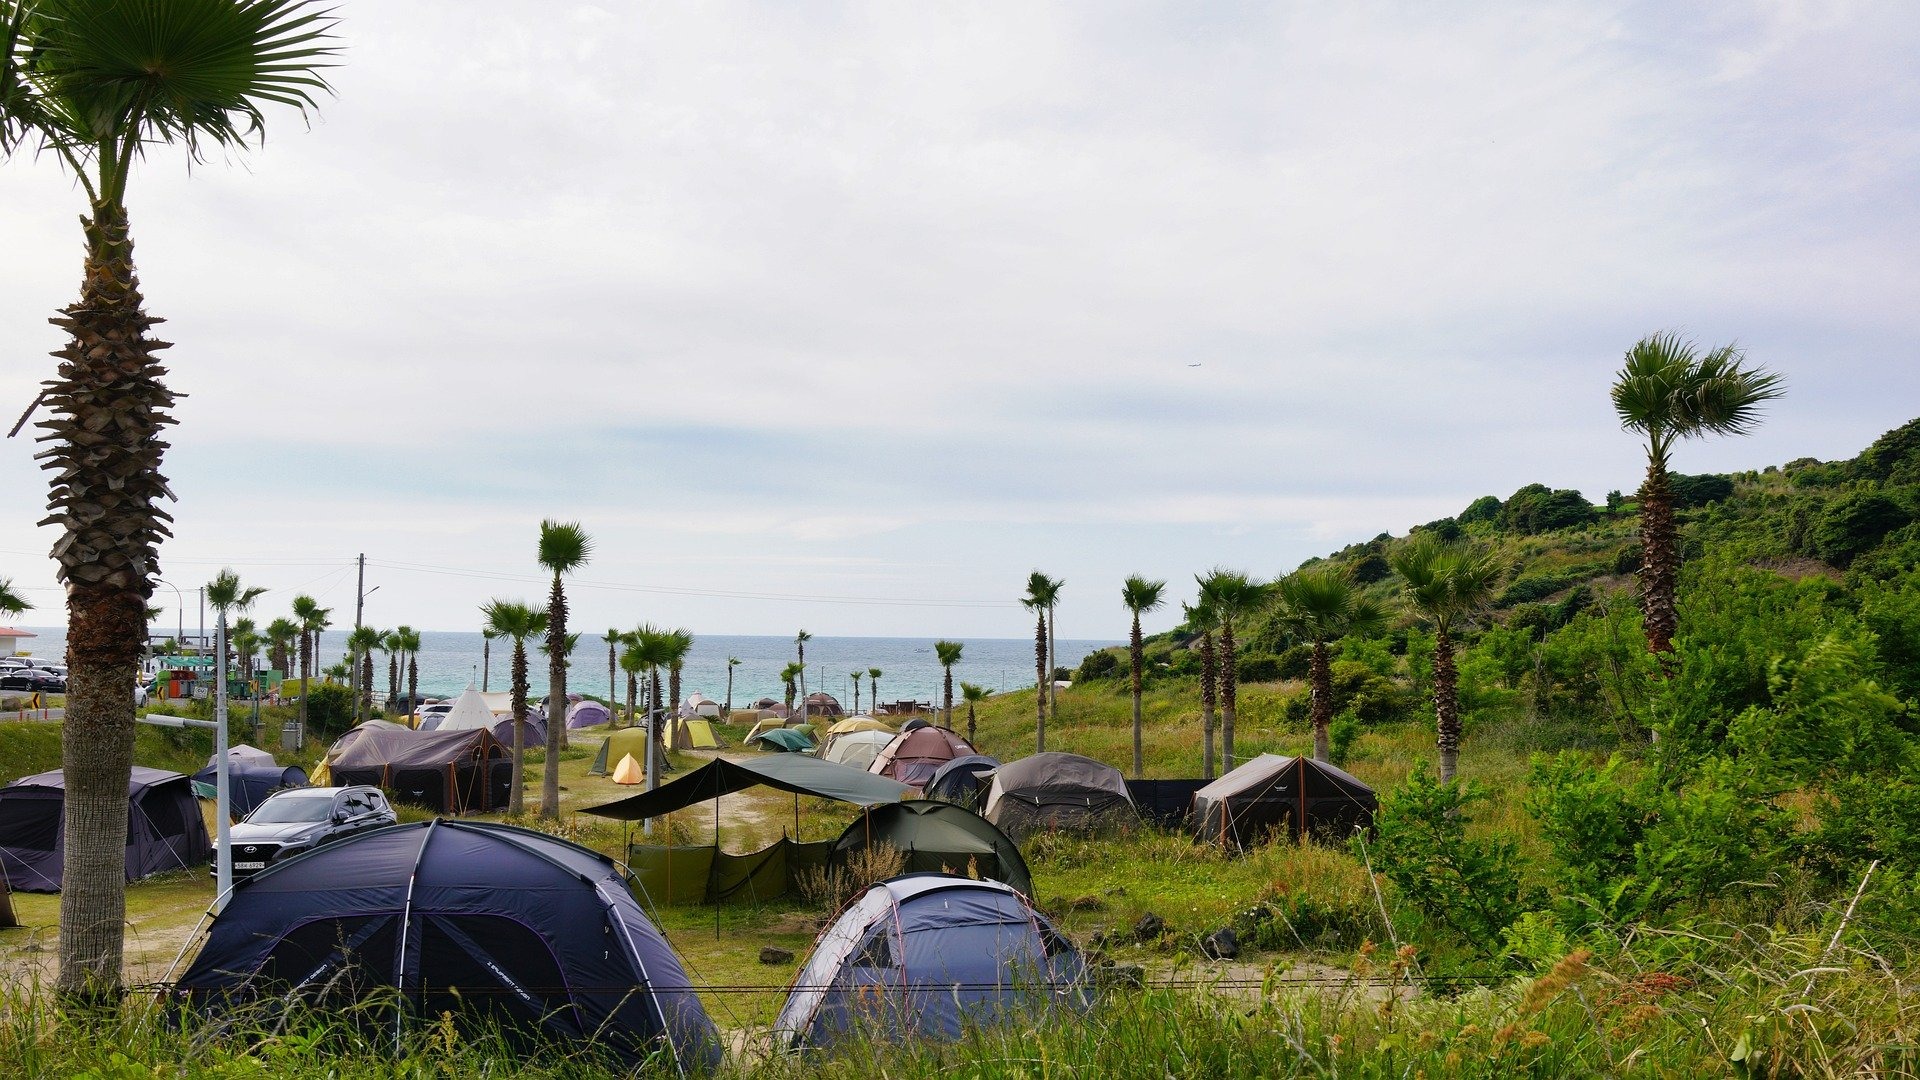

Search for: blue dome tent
xmin=172 ymin=819 xmax=719 ymax=1072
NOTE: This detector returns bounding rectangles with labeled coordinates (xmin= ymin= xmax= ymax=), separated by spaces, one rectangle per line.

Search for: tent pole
xmin=715 ymin=794 xmax=722 ymax=940
xmin=794 ymin=791 xmax=800 ymax=839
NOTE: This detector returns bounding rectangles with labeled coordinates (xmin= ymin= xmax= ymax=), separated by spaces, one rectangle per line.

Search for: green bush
xmin=1234 ymin=654 xmax=1284 ymax=683
xmin=1814 ymin=492 xmax=1912 ymax=567
xmin=1075 ymin=649 xmax=1121 ymax=682
xmin=1501 ymin=483 xmax=1596 ymax=534
xmin=1364 ymin=761 xmax=1525 ymax=950
xmin=1459 ymin=494 xmax=1502 ymax=525
xmin=1669 ymin=472 xmax=1735 ymax=508
xmin=301 ymin=682 xmax=356 ymax=741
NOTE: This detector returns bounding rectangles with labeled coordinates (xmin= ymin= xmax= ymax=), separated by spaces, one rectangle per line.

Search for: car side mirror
xmin=331 ymin=811 xmax=348 ymax=824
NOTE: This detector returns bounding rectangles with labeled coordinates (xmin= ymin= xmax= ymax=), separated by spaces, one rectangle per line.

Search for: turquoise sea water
xmin=13 ymin=627 xmax=1116 ymax=707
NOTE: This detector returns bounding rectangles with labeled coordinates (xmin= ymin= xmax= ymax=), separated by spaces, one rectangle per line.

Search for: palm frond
xmin=1121 ymin=574 xmax=1167 ymax=615
xmin=537 ymin=519 xmax=592 ymax=574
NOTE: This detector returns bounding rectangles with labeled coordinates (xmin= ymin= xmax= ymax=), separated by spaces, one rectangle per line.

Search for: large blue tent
xmin=173 ymin=819 xmax=719 ymax=1073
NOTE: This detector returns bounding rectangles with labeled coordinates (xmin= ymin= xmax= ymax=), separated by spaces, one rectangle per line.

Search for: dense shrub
xmin=1366 ymin=762 xmax=1525 ymax=949
xmin=1459 ymin=494 xmax=1502 ymax=525
xmin=1501 ymin=484 xmax=1595 ymax=534
xmin=1076 ymin=649 xmax=1121 ymax=682
xmin=1814 ymin=492 xmax=1911 ymax=566
xmin=302 ymin=682 xmax=356 ymax=741
xmin=1668 ymin=471 xmax=1735 ymax=508
xmin=1234 ymin=654 xmax=1284 ymax=683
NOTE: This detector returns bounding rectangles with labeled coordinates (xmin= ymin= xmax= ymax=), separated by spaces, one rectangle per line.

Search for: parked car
xmin=0 ymin=668 xmax=64 ymax=693
xmin=221 ymin=786 xmax=397 ymax=877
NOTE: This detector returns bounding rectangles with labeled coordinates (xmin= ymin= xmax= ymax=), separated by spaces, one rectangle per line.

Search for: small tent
xmin=567 ymin=700 xmax=613 ymax=730
xmin=828 ymin=801 xmax=1032 ymax=897
xmin=1191 ymin=754 xmax=1376 ymax=848
xmin=826 ymin=715 xmax=893 ymax=736
xmin=591 ymin=726 xmax=665 ymax=777
xmin=820 ymin=728 xmax=895 ymax=772
xmin=612 ymin=754 xmax=643 ymax=785
xmin=327 ymin=728 xmax=512 ymax=814
xmin=208 ymin=745 xmax=278 ymax=771
xmin=680 ymin=694 xmax=722 ymax=719
xmin=434 ymin=688 xmax=500 ymax=732
xmin=982 ymin=753 xmax=1135 ymax=840
xmin=490 ymin=715 xmax=546 ymax=751
xmin=674 ymin=718 xmax=724 ymax=750
xmin=191 ymin=761 xmax=309 ymax=819
xmin=774 ymin=873 xmax=1086 ymax=1050
xmin=900 ymin=717 xmax=931 ymax=732
xmin=924 ymin=755 xmax=1001 ymax=808
xmin=747 ymin=728 xmax=814 ymax=753
xmin=752 ymin=697 xmax=780 ymax=710
xmin=869 ymin=726 xmax=977 ymax=788
xmin=744 ymin=715 xmax=791 ymax=743
xmin=174 ymin=820 xmax=720 ymax=1072
xmin=0 ymin=768 xmax=211 ymax=892
xmin=799 ymin=692 xmax=844 ymax=718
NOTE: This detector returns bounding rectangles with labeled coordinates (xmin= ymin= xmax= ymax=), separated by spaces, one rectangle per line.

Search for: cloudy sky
xmin=2 ymin=1 xmax=1916 ymax=640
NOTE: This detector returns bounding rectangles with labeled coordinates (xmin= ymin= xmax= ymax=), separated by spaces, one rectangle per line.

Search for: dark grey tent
xmin=829 ymin=801 xmax=1032 ymax=898
xmin=0 ymin=767 xmax=211 ymax=892
xmin=173 ymin=820 xmax=719 ymax=1073
xmin=924 ymin=755 xmax=1000 ymax=808
xmin=1191 ymin=754 xmax=1376 ymax=848
xmin=583 ymin=754 xmax=912 ymax=821
xmin=981 ymin=753 xmax=1135 ymax=840
xmin=1124 ymin=779 xmax=1212 ymax=829
xmin=327 ymin=727 xmax=512 ymax=814
xmin=191 ymin=763 xmax=309 ymax=820
xmin=774 ymin=873 xmax=1087 ymax=1050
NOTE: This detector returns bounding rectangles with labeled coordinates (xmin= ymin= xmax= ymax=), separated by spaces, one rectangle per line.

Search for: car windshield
xmin=246 ymin=796 xmax=336 ymax=824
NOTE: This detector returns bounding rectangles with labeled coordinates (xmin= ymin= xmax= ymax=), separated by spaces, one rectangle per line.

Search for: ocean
xmin=10 ymin=626 xmax=1117 ymax=708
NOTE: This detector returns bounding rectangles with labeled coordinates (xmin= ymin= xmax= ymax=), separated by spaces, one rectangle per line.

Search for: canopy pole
xmin=714 ymin=794 xmax=722 ymax=940
xmin=793 ymin=792 xmax=800 ymax=839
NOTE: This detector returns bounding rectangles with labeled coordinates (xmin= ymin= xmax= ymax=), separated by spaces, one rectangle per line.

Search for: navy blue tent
xmin=190 ymin=764 xmax=309 ymax=819
xmin=174 ymin=819 xmax=719 ymax=1072
xmin=0 ymin=767 xmax=209 ymax=892
xmin=774 ymin=873 xmax=1087 ymax=1050
xmin=924 ymin=754 xmax=1000 ymax=808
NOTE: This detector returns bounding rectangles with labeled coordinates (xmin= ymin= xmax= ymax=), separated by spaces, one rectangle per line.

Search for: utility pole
xmin=197 ymin=588 xmax=205 ymax=655
xmin=353 ymin=553 xmax=366 ymax=632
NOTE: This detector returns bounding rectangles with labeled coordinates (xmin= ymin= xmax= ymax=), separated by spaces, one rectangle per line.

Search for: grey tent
xmin=327 ymin=727 xmax=512 ymax=814
xmin=829 ymin=801 xmax=1032 ymax=897
xmin=173 ymin=820 xmax=719 ymax=1073
xmin=191 ymin=762 xmax=309 ymax=820
xmin=1191 ymin=754 xmax=1376 ymax=848
xmin=924 ymin=755 xmax=1001 ymax=808
xmin=583 ymin=754 xmax=913 ymax=821
xmin=774 ymin=873 xmax=1087 ymax=1050
xmin=820 ymin=728 xmax=896 ymax=772
xmin=982 ymin=753 xmax=1135 ymax=840
xmin=0 ymin=767 xmax=211 ymax=892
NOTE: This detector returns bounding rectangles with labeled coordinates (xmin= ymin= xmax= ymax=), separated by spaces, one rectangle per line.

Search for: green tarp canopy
xmin=581 ymin=754 xmax=913 ymax=821
xmin=629 ymin=838 xmax=834 ymax=905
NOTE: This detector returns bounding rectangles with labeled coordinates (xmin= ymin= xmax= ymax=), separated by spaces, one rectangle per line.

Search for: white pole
xmin=214 ymin=611 xmax=232 ymax=912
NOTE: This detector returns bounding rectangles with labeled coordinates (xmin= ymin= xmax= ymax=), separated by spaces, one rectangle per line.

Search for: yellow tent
xmin=826 ymin=716 xmax=894 ymax=736
xmin=675 ymin=718 xmax=723 ymax=750
xmin=612 ymin=753 xmax=643 ymax=785
xmin=592 ymin=727 xmax=655 ymax=775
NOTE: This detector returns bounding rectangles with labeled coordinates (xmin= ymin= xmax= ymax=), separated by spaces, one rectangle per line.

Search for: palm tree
xmin=725 ymin=656 xmax=741 ymax=716
xmin=381 ymin=629 xmax=402 ymax=714
xmin=868 ymin=668 xmax=882 ymax=714
xmin=850 ymin=670 xmax=864 ymax=714
xmin=265 ymin=618 xmax=298 ymax=684
xmin=933 ymin=640 xmax=964 ymax=729
xmin=663 ymin=628 xmax=694 ymax=735
xmin=0 ymin=578 xmax=30 ymax=616
xmin=627 ymin=625 xmax=675 ymax=789
xmin=1271 ymin=564 xmax=1386 ymax=764
xmin=345 ymin=626 xmax=382 ymax=723
xmin=1121 ymin=575 xmax=1168 ymax=778
xmin=1390 ymin=537 xmax=1505 ymax=783
xmin=960 ymin=682 xmax=989 ymax=746
xmin=1024 ymin=572 xmax=1064 ymax=716
xmin=794 ymin=629 xmax=812 ymax=725
xmin=290 ymin=596 xmax=330 ymax=744
xmin=1612 ymin=334 xmax=1783 ymax=665
xmin=1197 ymin=569 xmax=1265 ymax=773
xmin=481 ymin=627 xmax=497 ymax=692
xmin=482 ymin=600 xmax=547 ymax=815
xmin=395 ymin=626 xmax=421 ymax=721
xmin=1021 ymin=573 xmax=1059 ymax=751
xmin=3 ymin=0 xmax=337 ymax=997
xmin=780 ymin=661 xmax=803 ymax=714
xmin=205 ymin=570 xmax=265 ymax=771
xmin=536 ymin=520 xmax=591 ymax=818
xmin=603 ymin=628 xmax=622 ymax=715
xmin=1185 ymin=599 xmax=1220 ymax=778
xmin=230 ymin=618 xmax=260 ymax=687
xmin=620 ymin=633 xmax=644 ymax=728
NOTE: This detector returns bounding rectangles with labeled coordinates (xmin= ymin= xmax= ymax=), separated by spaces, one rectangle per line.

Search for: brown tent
xmin=800 ymin=692 xmax=844 ymax=718
xmin=1190 ymin=754 xmax=1376 ymax=848
xmin=868 ymin=726 xmax=976 ymax=788
xmin=328 ymin=727 xmax=512 ymax=814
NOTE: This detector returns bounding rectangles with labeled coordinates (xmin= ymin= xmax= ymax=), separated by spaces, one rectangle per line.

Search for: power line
xmin=366 ymin=558 xmax=1018 ymax=609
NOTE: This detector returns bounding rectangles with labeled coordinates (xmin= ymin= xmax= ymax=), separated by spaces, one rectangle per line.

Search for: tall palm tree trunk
xmin=406 ymin=656 xmax=418 ymax=720
xmin=1130 ymin=612 xmax=1145 ymax=778
xmin=1310 ymin=640 xmax=1335 ymax=763
xmin=1199 ymin=631 xmax=1217 ymax=778
xmin=1219 ymin=618 xmax=1239 ymax=771
xmin=669 ymin=666 xmax=683 ymax=731
xmin=1433 ymin=626 xmax=1462 ymax=783
xmin=1046 ymin=606 xmax=1058 ymax=717
xmin=626 ymin=671 xmax=637 ymax=730
xmin=359 ymin=653 xmax=373 ymax=720
xmin=967 ymin=702 xmax=978 ymax=745
xmin=1033 ymin=612 xmax=1048 ymax=752
xmin=943 ymin=667 xmax=954 ymax=730
xmin=725 ymin=666 xmax=735 ymax=716
xmin=1638 ymin=463 xmax=1679 ymax=663
xmin=297 ymin=634 xmax=312 ymax=743
xmin=648 ymin=664 xmax=665 ymax=789
xmin=543 ymin=579 xmax=567 ymax=817
xmin=387 ymin=655 xmax=398 ymax=715
xmin=509 ymin=642 xmax=528 ymax=815
xmin=41 ymin=207 xmax=171 ymax=998
xmin=482 ymin=637 xmax=490 ymax=692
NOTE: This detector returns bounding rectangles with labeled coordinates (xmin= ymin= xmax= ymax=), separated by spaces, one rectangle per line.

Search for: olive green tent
xmin=829 ymin=800 xmax=1033 ymax=898
xmin=590 ymin=727 xmax=670 ymax=777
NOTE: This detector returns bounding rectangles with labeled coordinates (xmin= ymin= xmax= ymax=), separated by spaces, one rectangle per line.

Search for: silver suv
xmin=223 ymin=785 xmax=396 ymax=877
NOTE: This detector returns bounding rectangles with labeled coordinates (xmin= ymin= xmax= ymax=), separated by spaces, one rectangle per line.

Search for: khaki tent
xmin=1191 ymin=754 xmax=1376 ymax=847
xmin=670 ymin=717 xmax=724 ymax=751
xmin=612 ymin=753 xmax=643 ymax=785
xmin=328 ymin=728 xmax=512 ymax=814
xmin=591 ymin=726 xmax=664 ymax=777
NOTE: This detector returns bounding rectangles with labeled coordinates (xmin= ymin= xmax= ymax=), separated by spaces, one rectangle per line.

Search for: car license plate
xmin=234 ymin=861 xmax=265 ymax=871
